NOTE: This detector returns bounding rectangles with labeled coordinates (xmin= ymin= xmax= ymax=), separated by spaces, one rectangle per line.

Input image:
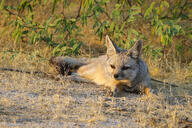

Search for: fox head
xmin=105 ymin=35 xmax=143 ymax=82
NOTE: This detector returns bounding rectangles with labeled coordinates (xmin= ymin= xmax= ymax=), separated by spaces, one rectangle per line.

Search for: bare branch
xmin=76 ymin=0 xmax=82 ymax=19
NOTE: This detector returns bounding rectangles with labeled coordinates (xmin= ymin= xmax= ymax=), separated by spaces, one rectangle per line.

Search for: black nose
xmin=114 ymin=74 xmax=119 ymax=78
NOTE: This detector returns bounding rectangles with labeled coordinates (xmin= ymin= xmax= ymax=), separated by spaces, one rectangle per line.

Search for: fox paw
xmin=106 ymin=91 xmax=113 ymax=97
xmin=144 ymin=87 xmax=150 ymax=95
xmin=106 ymin=88 xmax=120 ymax=97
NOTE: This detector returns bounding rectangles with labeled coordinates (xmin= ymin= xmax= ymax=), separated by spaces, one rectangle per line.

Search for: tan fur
xmin=50 ymin=35 xmax=151 ymax=96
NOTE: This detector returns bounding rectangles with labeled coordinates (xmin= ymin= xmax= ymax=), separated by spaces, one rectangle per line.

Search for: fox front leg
xmin=107 ymin=85 xmax=123 ymax=97
xmin=141 ymin=86 xmax=151 ymax=95
xmin=122 ymin=83 xmax=151 ymax=95
xmin=134 ymin=84 xmax=151 ymax=95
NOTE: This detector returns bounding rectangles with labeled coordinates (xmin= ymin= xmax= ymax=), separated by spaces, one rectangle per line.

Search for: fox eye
xmin=122 ymin=66 xmax=130 ymax=70
xmin=110 ymin=64 xmax=115 ymax=69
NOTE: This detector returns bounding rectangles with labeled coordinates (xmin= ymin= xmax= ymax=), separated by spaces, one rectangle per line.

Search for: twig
xmin=4 ymin=8 xmax=17 ymax=16
xmin=151 ymin=78 xmax=178 ymax=87
xmin=127 ymin=0 xmax=132 ymax=7
xmin=0 ymin=67 xmax=56 ymax=80
xmin=76 ymin=0 xmax=82 ymax=19
xmin=64 ymin=32 xmax=70 ymax=40
xmin=4 ymin=8 xmax=46 ymax=30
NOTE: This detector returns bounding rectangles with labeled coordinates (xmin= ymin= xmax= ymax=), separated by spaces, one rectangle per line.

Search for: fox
xmin=50 ymin=35 xmax=152 ymax=96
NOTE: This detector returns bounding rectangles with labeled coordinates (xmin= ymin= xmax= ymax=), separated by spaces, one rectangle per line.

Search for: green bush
xmin=0 ymin=0 xmax=191 ymax=60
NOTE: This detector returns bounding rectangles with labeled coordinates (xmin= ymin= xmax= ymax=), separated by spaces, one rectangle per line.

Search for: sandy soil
xmin=0 ymin=71 xmax=192 ymax=128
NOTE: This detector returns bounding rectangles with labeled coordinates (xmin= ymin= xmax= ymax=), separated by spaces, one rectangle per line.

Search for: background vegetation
xmin=0 ymin=0 xmax=192 ymax=80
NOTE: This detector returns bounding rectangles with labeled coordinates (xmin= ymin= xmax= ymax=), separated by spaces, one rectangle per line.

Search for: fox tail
xmin=50 ymin=56 xmax=88 ymax=75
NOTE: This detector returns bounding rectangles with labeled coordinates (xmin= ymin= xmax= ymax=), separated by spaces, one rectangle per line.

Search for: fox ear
xmin=128 ymin=40 xmax=143 ymax=59
xmin=105 ymin=35 xmax=119 ymax=56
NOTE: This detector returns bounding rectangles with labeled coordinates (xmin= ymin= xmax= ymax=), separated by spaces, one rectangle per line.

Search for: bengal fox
xmin=50 ymin=35 xmax=151 ymax=96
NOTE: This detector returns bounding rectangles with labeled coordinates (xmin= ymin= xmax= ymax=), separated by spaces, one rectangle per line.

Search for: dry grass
xmin=0 ymin=35 xmax=192 ymax=128
xmin=0 ymin=71 xmax=191 ymax=127
xmin=0 ymin=1 xmax=192 ymax=128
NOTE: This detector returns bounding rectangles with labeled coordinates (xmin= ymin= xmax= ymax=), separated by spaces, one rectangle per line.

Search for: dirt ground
xmin=0 ymin=71 xmax=191 ymax=128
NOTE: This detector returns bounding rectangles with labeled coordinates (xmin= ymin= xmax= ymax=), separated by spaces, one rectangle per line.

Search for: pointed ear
xmin=105 ymin=35 xmax=119 ymax=56
xmin=128 ymin=40 xmax=143 ymax=59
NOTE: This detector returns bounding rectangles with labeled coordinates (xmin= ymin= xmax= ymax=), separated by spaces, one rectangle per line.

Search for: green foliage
xmin=143 ymin=44 xmax=163 ymax=60
xmin=145 ymin=1 xmax=182 ymax=46
xmin=1 ymin=0 xmax=191 ymax=59
xmin=52 ymin=39 xmax=82 ymax=56
xmin=1 ymin=0 xmax=83 ymax=56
